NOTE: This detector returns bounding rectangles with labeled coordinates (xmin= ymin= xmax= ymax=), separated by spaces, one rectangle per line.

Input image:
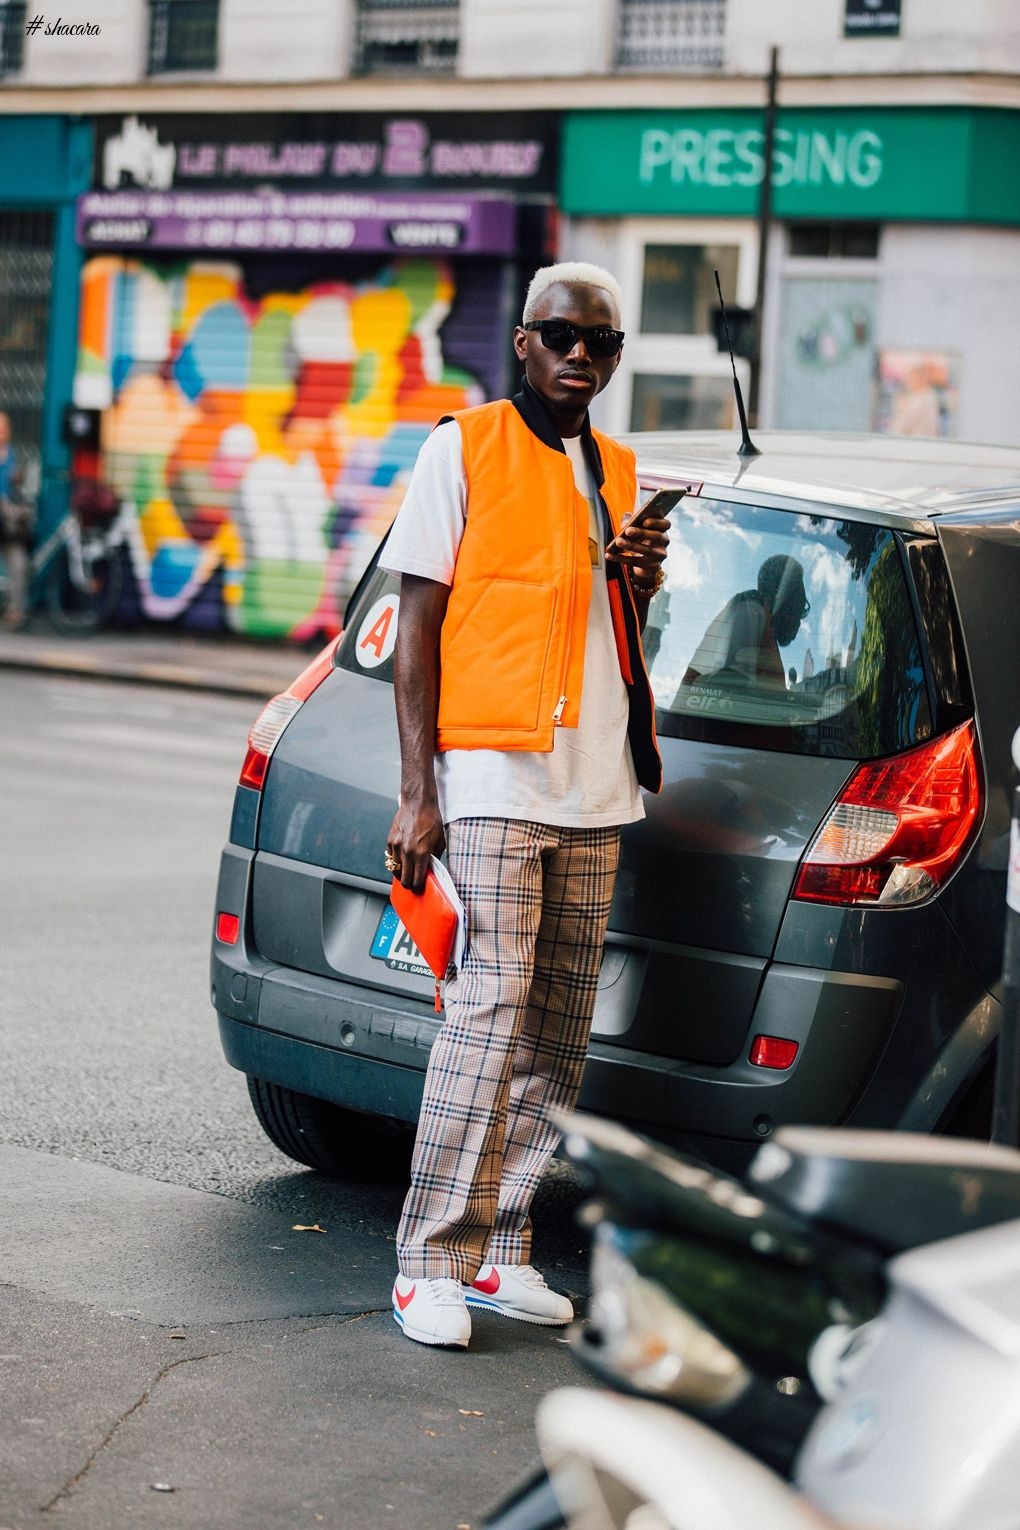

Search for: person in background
xmin=381 ymin=262 xmax=668 ymax=1349
xmin=0 ymin=412 xmax=34 ymax=629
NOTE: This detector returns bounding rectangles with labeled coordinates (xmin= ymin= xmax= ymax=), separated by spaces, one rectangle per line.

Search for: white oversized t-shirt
xmin=381 ymin=421 xmax=644 ymax=829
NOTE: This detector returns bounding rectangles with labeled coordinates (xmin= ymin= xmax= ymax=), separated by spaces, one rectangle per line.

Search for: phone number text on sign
xmin=183 ymin=218 xmax=356 ymax=249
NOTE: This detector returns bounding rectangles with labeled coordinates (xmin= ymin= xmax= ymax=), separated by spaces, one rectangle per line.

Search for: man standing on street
xmin=381 ymin=263 xmax=668 ymax=1348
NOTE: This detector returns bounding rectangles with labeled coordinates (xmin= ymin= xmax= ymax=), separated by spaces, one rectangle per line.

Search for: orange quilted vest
xmin=434 ymin=397 xmax=661 ymax=793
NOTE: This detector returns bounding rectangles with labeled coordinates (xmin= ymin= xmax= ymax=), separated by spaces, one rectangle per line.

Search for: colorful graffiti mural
xmin=74 ymin=257 xmax=487 ymax=638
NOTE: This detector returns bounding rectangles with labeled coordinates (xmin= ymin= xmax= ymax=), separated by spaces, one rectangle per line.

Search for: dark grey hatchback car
xmin=211 ymin=432 xmax=1020 ymax=1173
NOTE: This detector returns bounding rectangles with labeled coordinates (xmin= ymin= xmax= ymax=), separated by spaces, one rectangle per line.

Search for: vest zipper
xmin=553 ymin=464 xmax=580 ymax=726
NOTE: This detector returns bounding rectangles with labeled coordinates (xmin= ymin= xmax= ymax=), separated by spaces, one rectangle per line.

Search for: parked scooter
xmin=536 ymin=1208 xmax=1020 ymax=1529
xmin=482 ymin=1113 xmax=1020 ymax=1530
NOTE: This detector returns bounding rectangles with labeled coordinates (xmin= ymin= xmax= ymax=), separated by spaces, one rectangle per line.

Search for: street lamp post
xmin=748 ymin=45 xmax=779 ymax=429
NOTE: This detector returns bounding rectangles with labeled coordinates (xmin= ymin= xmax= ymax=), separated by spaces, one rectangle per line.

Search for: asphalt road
xmin=0 ymin=670 xmax=593 ymax=1530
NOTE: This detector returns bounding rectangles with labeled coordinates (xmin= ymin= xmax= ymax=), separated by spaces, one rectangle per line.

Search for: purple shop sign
xmin=94 ymin=113 xmax=558 ymax=194
xmin=75 ymin=189 xmax=519 ymax=256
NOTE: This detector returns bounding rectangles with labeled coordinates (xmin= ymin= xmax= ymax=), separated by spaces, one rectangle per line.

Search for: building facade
xmin=1 ymin=0 xmax=1017 ymax=636
xmin=560 ymin=103 xmax=1020 ymax=444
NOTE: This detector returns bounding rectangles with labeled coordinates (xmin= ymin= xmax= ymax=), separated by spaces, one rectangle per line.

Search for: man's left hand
xmin=606 ymin=512 xmax=669 ymax=585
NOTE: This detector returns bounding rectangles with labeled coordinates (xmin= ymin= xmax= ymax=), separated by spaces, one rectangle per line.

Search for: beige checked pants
xmin=396 ymin=817 xmax=621 ymax=1281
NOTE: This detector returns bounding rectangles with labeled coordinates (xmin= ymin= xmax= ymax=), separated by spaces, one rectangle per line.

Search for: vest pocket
xmin=439 ymin=578 xmax=558 ymax=734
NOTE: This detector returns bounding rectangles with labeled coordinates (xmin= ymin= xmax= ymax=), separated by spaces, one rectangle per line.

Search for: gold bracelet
xmin=631 ymin=567 xmax=665 ymax=598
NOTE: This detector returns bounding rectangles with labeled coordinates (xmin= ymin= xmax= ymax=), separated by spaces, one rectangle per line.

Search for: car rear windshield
xmin=644 ymin=497 xmax=932 ymax=759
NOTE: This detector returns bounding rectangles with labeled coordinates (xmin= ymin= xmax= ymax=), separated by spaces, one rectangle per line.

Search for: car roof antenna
xmin=714 ymin=269 xmax=761 ymax=459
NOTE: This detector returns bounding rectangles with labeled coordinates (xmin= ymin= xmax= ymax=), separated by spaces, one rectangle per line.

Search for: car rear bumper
xmin=211 ymin=841 xmax=994 ymax=1160
xmin=212 ymin=911 xmax=904 ymax=1152
xmin=218 ymin=1011 xmax=430 ymax=1125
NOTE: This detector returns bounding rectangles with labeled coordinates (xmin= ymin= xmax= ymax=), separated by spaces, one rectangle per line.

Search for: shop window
xmin=0 ymin=210 xmax=53 ymax=477
xmin=640 ymin=244 xmax=739 ymax=335
xmin=630 ymin=373 xmax=732 ymax=432
xmin=354 ymin=0 xmax=459 ymax=75
xmin=775 ymin=276 xmax=877 ymax=432
xmin=147 ymin=0 xmax=219 ymax=75
xmin=788 ymin=223 xmax=880 ymax=259
xmin=0 ymin=1 xmax=25 ymax=75
xmin=617 ymin=0 xmax=725 ymax=72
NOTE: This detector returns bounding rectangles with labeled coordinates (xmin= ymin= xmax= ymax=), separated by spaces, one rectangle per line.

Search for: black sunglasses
xmin=523 ymin=319 xmax=625 ymax=359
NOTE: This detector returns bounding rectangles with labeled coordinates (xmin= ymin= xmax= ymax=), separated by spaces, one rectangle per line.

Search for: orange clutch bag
xmin=390 ymin=863 xmax=464 ymax=1010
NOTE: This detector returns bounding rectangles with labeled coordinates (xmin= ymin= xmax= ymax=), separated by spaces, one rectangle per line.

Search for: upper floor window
xmin=616 ymin=0 xmax=725 ymax=72
xmin=640 ymin=243 xmax=739 ymax=334
xmin=788 ymin=223 xmax=881 ymax=259
xmin=354 ymin=0 xmax=459 ymax=76
xmin=0 ymin=1 xmax=26 ymax=76
xmin=147 ymin=0 xmax=219 ymax=75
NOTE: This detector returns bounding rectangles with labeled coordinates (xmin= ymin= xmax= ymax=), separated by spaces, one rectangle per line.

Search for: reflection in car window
xmin=643 ymin=498 xmax=932 ymax=759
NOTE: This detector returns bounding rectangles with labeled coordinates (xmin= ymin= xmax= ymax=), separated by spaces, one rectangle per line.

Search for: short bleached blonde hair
xmin=522 ymin=262 xmax=623 ymax=325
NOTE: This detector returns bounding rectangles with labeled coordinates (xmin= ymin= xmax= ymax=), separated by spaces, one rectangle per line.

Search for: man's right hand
xmin=386 ymin=799 xmax=446 ymax=895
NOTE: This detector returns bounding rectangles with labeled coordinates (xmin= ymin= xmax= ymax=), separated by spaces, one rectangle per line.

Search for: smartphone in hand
xmin=606 ymin=487 xmax=686 ymax=556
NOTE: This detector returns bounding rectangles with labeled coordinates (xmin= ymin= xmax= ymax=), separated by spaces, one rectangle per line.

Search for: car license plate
xmin=370 ymin=904 xmax=432 ymax=978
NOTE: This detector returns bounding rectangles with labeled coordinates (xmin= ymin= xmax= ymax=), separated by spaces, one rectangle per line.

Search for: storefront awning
xmin=74 ymin=189 xmax=518 ymax=255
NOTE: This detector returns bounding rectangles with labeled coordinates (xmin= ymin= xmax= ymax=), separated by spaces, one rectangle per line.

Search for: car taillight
xmin=239 ymin=635 xmax=341 ymax=792
xmin=793 ymin=721 xmax=982 ymax=908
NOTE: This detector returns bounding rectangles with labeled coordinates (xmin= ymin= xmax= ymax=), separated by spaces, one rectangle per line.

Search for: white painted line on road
xmin=44 ymin=721 xmax=245 ymax=762
xmin=0 ymin=738 xmax=240 ymax=798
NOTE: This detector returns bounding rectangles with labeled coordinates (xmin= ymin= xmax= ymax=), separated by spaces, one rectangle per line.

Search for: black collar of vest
xmin=512 ymin=378 xmax=606 ymax=491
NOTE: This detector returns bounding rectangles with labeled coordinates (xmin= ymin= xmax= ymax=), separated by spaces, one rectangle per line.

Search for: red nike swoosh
xmin=473 ymin=1269 xmax=501 ymax=1295
xmin=395 ymin=1284 xmax=416 ymax=1311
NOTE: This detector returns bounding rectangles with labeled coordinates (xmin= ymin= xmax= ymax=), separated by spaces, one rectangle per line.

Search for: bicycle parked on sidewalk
xmin=0 ymin=476 xmax=128 ymax=635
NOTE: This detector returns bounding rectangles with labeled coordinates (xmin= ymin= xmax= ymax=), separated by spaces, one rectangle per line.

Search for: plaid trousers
xmin=396 ymin=817 xmax=621 ymax=1281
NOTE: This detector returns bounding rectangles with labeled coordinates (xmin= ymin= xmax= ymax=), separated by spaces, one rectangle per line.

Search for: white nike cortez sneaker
xmin=392 ymin=1276 xmax=471 ymax=1348
xmin=464 ymin=1264 xmax=574 ymax=1326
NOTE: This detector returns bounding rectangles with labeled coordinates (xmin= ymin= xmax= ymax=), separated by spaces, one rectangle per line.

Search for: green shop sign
xmin=562 ymin=107 xmax=1020 ymax=224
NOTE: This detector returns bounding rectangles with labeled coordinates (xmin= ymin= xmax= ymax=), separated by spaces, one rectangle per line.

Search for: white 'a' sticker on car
xmin=355 ymin=594 xmax=400 ymax=669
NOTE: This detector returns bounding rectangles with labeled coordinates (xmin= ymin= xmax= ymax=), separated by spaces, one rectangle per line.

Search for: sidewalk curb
xmin=0 ymin=648 xmax=287 ymax=700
